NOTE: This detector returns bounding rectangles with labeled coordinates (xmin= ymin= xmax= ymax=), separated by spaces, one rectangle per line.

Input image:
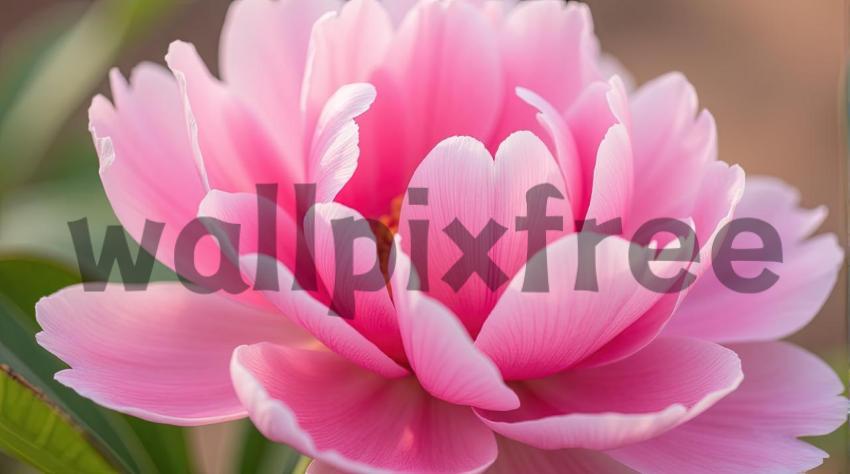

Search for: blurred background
xmin=0 ymin=0 xmax=847 ymax=472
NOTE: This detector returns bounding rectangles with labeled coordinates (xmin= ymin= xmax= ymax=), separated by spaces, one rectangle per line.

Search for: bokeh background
xmin=0 ymin=0 xmax=847 ymax=472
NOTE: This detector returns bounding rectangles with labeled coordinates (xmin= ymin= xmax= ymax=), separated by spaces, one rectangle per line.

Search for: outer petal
xmin=486 ymin=437 xmax=632 ymax=474
xmin=475 ymin=234 xmax=672 ymax=380
xmin=231 ymin=342 xmax=497 ymax=474
xmin=389 ymin=243 xmax=519 ymax=411
xmin=476 ymin=337 xmax=743 ymax=450
xmin=241 ymin=254 xmax=408 ymax=378
xmin=610 ymin=342 xmax=848 ymax=473
xmin=89 ymin=65 xmax=207 ymax=272
xmin=665 ymin=177 xmax=844 ymax=342
xmin=35 ymin=283 xmax=309 ymax=425
xmin=398 ymin=133 xmax=572 ymax=336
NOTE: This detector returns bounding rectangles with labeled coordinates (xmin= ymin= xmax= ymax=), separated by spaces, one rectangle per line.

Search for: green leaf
xmin=234 ymin=421 xmax=303 ymax=474
xmin=0 ymin=365 xmax=117 ymax=473
xmin=123 ymin=418 xmax=194 ymax=474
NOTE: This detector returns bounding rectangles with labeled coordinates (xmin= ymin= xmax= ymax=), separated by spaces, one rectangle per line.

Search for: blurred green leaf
xmin=0 ymin=365 xmax=118 ymax=473
xmin=235 ymin=421 xmax=302 ymax=474
xmin=0 ymin=257 xmax=79 ymax=330
xmin=123 ymin=418 xmax=193 ymax=474
xmin=0 ymin=256 xmax=191 ymax=473
xmin=0 ymin=0 xmax=181 ymax=191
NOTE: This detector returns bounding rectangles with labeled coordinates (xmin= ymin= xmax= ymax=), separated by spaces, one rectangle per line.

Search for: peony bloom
xmin=36 ymin=0 xmax=846 ymax=472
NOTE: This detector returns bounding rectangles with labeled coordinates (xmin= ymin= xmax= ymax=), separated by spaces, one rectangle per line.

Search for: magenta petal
xmin=476 ymin=337 xmax=743 ymax=450
xmin=610 ymin=342 xmax=848 ymax=473
xmin=231 ymin=342 xmax=497 ymax=473
xmin=35 ymin=283 xmax=309 ymax=425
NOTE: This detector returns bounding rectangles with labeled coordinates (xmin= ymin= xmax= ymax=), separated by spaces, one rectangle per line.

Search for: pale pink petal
xmin=515 ymin=87 xmax=583 ymax=215
xmin=622 ymin=73 xmax=725 ymax=240
xmin=564 ymin=77 xmax=630 ymax=216
xmin=389 ymin=244 xmax=519 ymax=411
xmin=89 ymin=65 xmax=207 ymax=272
xmin=308 ymin=84 xmax=377 ymax=203
xmin=492 ymin=1 xmax=602 ymax=146
xmin=35 ymin=283 xmax=309 ymax=425
xmin=197 ymin=189 xmax=298 ymax=271
xmin=665 ymin=177 xmax=843 ymax=342
xmin=398 ymin=133 xmax=572 ymax=335
xmin=476 ymin=337 xmax=743 ymax=450
xmin=475 ymin=234 xmax=671 ymax=380
xmin=610 ymin=342 xmax=848 ymax=473
xmin=309 ymin=203 xmax=405 ymax=362
xmin=486 ymin=437 xmax=632 ymax=474
xmin=585 ymin=123 xmax=633 ymax=225
xmin=220 ymin=0 xmax=340 ymax=162
xmin=301 ymin=0 xmax=391 ymax=133
xmin=241 ymin=254 xmax=408 ymax=378
xmin=231 ymin=342 xmax=497 ymax=473
xmin=339 ymin=0 xmax=503 ymax=217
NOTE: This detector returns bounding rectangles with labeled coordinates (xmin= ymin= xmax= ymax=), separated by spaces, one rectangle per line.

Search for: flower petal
xmin=486 ymin=437 xmax=632 ymax=474
xmin=89 ymin=65 xmax=207 ymax=273
xmin=475 ymin=234 xmax=671 ymax=379
xmin=398 ymin=133 xmax=572 ymax=335
xmin=231 ymin=342 xmax=497 ymax=473
xmin=241 ymin=254 xmax=408 ymax=378
xmin=610 ymin=342 xmax=848 ymax=473
xmin=476 ymin=337 xmax=743 ymax=450
xmin=35 ymin=283 xmax=309 ymax=425
xmin=389 ymin=244 xmax=519 ymax=411
xmin=666 ymin=177 xmax=844 ymax=342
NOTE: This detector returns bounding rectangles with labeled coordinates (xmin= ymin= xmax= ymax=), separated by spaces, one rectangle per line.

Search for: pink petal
xmin=492 ymin=1 xmax=602 ymax=146
xmin=35 ymin=283 xmax=309 ymax=425
xmin=389 ymin=244 xmax=519 ymax=411
xmin=307 ymin=84 xmax=377 ymax=203
xmin=515 ymin=87 xmax=582 ymax=216
xmin=486 ymin=437 xmax=632 ymax=474
xmin=241 ymin=254 xmax=408 ymax=379
xmin=339 ymin=0 xmax=503 ymax=217
xmin=564 ymin=77 xmax=630 ymax=216
xmin=610 ymin=342 xmax=847 ymax=473
xmin=398 ymin=133 xmax=572 ymax=335
xmin=89 ymin=65 xmax=207 ymax=272
xmin=665 ymin=177 xmax=843 ymax=342
xmin=475 ymin=234 xmax=671 ymax=380
xmin=220 ymin=0 xmax=340 ymax=162
xmin=622 ymin=73 xmax=728 ymax=241
xmin=309 ymin=203 xmax=405 ymax=362
xmin=231 ymin=342 xmax=497 ymax=473
xmin=165 ymin=41 xmax=297 ymax=200
xmin=476 ymin=337 xmax=743 ymax=450
xmin=300 ymin=0 xmax=391 ymax=133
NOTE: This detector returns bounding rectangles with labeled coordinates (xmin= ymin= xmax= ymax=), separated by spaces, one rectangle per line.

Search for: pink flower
xmin=36 ymin=0 xmax=846 ymax=472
